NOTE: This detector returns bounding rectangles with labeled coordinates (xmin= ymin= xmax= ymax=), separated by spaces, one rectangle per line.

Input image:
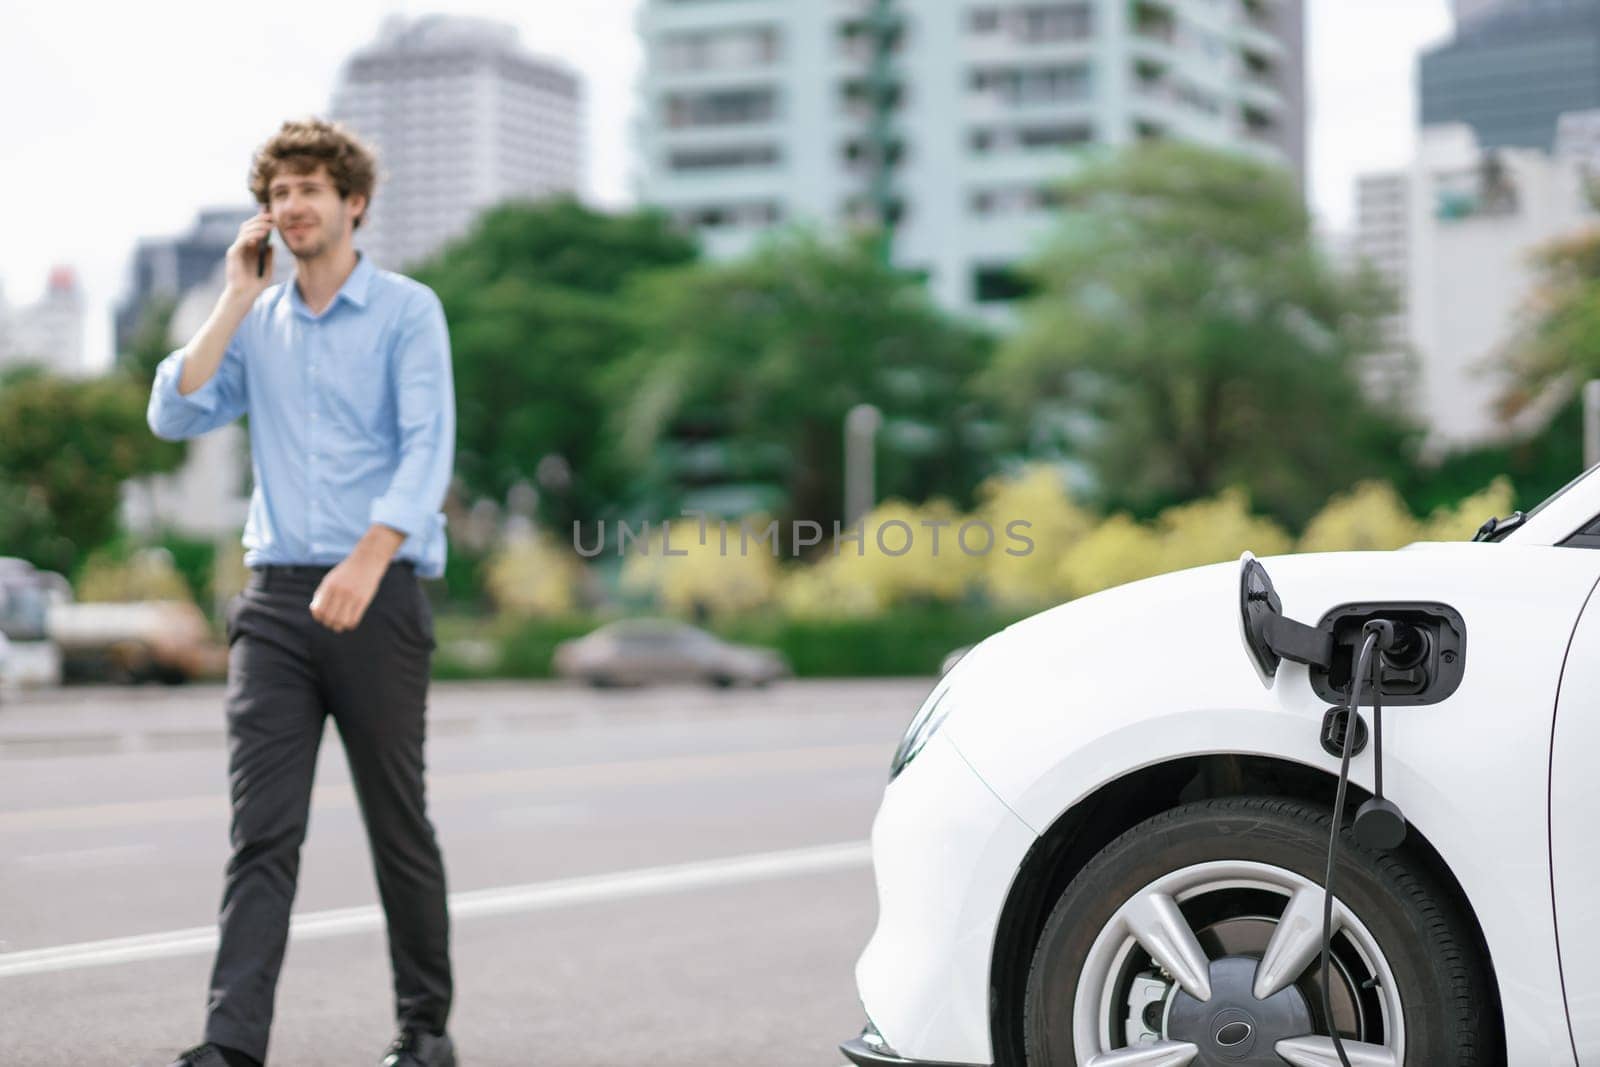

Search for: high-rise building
xmin=1353 ymin=124 xmax=1600 ymax=451
xmin=636 ymin=0 xmax=1305 ymax=315
xmin=0 ymin=267 xmax=86 ymax=376
xmin=329 ymin=15 xmax=583 ymax=272
xmin=1453 ymin=0 xmax=1515 ymax=26
xmin=114 ymin=206 xmax=255 ymax=356
xmin=1421 ymin=0 xmax=1600 ymax=152
xmin=1352 ymin=171 xmax=1416 ymax=410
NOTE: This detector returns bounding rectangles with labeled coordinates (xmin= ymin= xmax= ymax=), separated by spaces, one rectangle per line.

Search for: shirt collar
xmin=288 ymin=251 xmax=375 ymax=319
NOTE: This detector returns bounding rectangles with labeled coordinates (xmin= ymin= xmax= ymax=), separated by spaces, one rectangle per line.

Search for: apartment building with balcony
xmin=636 ymin=0 xmax=1305 ymax=315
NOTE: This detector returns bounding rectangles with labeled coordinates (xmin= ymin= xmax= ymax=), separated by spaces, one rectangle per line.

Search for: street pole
xmin=1585 ymin=379 xmax=1600 ymax=469
xmin=845 ymin=403 xmax=883 ymax=527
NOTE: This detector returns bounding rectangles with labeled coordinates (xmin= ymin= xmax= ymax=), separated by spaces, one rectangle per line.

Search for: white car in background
xmin=843 ymin=465 xmax=1600 ymax=1066
xmin=552 ymin=618 xmax=790 ymax=688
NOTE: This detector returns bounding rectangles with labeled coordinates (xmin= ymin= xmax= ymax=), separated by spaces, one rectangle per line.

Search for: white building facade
xmin=635 ymin=0 xmax=1304 ymax=315
xmin=0 ymin=267 xmax=86 ymax=377
xmin=1356 ymin=122 xmax=1600 ymax=452
xmin=330 ymin=15 xmax=583 ymax=272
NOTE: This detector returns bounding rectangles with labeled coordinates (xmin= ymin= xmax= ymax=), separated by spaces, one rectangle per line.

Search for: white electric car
xmin=843 ymin=465 xmax=1600 ymax=1067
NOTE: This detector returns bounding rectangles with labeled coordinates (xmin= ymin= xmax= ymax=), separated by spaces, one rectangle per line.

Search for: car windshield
xmin=1475 ymin=462 xmax=1600 ymax=542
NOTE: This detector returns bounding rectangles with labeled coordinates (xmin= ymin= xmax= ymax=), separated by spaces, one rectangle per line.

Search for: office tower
xmin=114 ymin=207 xmax=255 ymax=356
xmin=1421 ymin=0 xmax=1600 ymax=152
xmin=1354 ymin=125 xmax=1599 ymax=450
xmin=1352 ymin=171 xmax=1416 ymax=411
xmin=636 ymin=0 xmax=1306 ymax=315
xmin=330 ymin=14 xmax=583 ymax=271
xmin=1453 ymin=0 xmax=1514 ymax=25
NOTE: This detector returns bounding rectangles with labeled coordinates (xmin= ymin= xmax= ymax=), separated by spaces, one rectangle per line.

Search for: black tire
xmin=1023 ymin=796 xmax=1499 ymax=1066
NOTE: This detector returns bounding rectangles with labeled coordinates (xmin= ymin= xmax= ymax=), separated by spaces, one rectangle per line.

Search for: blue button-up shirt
xmin=147 ymin=253 xmax=455 ymax=579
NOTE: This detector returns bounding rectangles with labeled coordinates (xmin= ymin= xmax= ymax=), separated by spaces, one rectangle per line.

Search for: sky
xmin=0 ymin=0 xmax=1451 ymax=372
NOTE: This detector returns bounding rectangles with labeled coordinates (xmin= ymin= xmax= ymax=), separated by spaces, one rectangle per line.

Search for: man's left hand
xmin=310 ymin=553 xmax=387 ymax=632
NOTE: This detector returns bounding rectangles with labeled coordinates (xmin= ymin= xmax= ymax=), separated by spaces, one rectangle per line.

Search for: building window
xmin=677 ymin=201 xmax=783 ymax=230
xmin=659 ymin=26 xmax=781 ymax=73
xmin=970 ymin=63 xmax=1091 ymax=105
xmin=841 ymin=137 xmax=908 ymax=172
xmin=837 ymin=16 xmax=908 ymax=60
xmin=972 ymin=122 xmax=1093 ymax=153
xmin=667 ymin=144 xmax=782 ymax=172
xmin=1018 ymin=3 xmax=1093 ymax=41
xmin=969 ymin=3 xmax=1091 ymax=41
xmin=969 ymin=184 xmax=1065 ymax=216
xmin=973 ymin=264 xmax=1037 ymax=303
xmin=663 ymin=87 xmax=780 ymax=128
xmin=840 ymin=78 xmax=907 ymax=118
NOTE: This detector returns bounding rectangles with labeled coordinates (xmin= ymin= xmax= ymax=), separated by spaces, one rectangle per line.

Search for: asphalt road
xmin=0 ymin=679 xmax=933 ymax=1066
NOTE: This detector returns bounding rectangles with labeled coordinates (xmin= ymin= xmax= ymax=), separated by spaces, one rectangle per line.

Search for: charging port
xmin=1309 ymin=603 xmax=1467 ymax=707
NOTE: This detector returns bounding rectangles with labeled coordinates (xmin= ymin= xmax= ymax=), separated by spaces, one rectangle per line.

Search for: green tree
xmin=119 ymin=295 xmax=178 ymax=390
xmin=409 ymin=198 xmax=698 ymax=529
xmin=611 ymin=231 xmax=997 ymax=534
xmin=0 ymin=368 xmax=184 ymax=574
xmin=986 ymin=142 xmax=1411 ymax=528
xmin=1501 ymin=229 xmax=1600 ymax=410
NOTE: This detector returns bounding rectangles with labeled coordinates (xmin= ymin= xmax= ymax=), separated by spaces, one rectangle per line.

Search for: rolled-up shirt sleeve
xmin=369 ymin=290 xmax=456 ymax=539
xmin=147 ymin=335 xmax=250 ymax=441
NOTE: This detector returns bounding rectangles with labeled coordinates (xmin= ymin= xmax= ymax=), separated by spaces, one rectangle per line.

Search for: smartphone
xmin=256 ymin=217 xmax=272 ymax=277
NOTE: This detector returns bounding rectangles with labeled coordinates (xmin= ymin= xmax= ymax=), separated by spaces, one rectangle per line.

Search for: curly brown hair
xmin=248 ymin=117 xmax=379 ymax=229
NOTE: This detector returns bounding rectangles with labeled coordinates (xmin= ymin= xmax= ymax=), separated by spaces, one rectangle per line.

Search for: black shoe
xmin=167 ymin=1045 xmax=230 ymax=1067
xmin=381 ymin=1030 xmax=457 ymax=1067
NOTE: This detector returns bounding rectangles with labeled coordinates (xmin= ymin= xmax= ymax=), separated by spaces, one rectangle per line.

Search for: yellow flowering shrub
xmin=775 ymin=498 xmax=984 ymax=618
xmin=1418 ymin=477 xmax=1514 ymax=542
xmin=973 ymin=464 xmax=1096 ymax=608
xmin=620 ymin=516 xmax=779 ymax=619
xmin=1297 ymin=482 xmax=1419 ymax=553
xmin=1058 ymin=489 xmax=1291 ymax=598
xmin=484 ymin=526 xmax=589 ymax=617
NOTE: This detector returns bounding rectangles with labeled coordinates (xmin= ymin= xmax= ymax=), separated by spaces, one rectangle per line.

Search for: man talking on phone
xmin=147 ymin=117 xmax=457 ymax=1067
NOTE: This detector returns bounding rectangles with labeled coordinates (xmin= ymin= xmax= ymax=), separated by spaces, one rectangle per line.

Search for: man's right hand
xmin=223 ymin=211 xmax=275 ymax=300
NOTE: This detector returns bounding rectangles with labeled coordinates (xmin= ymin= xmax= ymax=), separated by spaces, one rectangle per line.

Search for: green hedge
xmin=715 ymin=607 xmax=1025 ymax=677
xmin=431 ymin=606 xmax=1028 ymax=680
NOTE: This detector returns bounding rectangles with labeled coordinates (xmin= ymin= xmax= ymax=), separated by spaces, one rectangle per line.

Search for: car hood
xmin=940 ymin=540 xmax=1600 ymax=803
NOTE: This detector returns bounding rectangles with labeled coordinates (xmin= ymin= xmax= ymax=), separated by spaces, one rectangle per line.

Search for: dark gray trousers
xmin=203 ymin=562 xmax=451 ymax=1063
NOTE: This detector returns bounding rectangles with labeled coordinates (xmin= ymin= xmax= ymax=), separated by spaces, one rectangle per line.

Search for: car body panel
xmin=855 ymin=541 xmax=1600 ymax=1064
xmin=854 ymin=732 xmax=1036 ymax=1064
xmin=1551 ymin=580 xmax=1600 ymax=1056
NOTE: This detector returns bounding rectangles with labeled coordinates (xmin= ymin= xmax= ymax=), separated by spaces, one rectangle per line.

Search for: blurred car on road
xmin=0 ymin=557 xmax=69 ymax=688
xmin=553 ymin=619 xmax=790 ymax=688
xmin=48 ymin=599 xmax=228 ymax=685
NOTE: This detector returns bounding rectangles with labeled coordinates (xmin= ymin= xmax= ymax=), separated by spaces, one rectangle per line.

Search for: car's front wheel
xmin=1024 ymin=796 xmax=1499 ymax=1066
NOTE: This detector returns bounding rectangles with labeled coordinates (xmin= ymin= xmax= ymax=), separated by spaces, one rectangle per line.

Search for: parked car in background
xmin=0 ymin=557 xmax=69 ymax=689
xmin=553 ymin=619 xmax=790 ymax=688
xmin=940 ymin=644 xmax=973 ymax=677
xmin=48 ymin=600 xmax=227 ymax=685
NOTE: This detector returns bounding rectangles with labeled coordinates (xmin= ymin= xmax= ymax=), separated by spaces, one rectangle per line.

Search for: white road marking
xmin=9 ymin=843 xmax=156 ymax=871
xmin=0 ymin=743 xmax=886 ymax=834
xmin=0 ymin=840 xmax=871 ymax=979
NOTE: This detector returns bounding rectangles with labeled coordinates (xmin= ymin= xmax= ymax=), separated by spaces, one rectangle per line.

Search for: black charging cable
xmin=1321 ymin=623 xmax=1384 ymax=1067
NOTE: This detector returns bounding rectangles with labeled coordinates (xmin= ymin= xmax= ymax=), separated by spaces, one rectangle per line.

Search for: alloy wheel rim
xmin=1071 ymin=860 xmax=1405 ymax=1066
